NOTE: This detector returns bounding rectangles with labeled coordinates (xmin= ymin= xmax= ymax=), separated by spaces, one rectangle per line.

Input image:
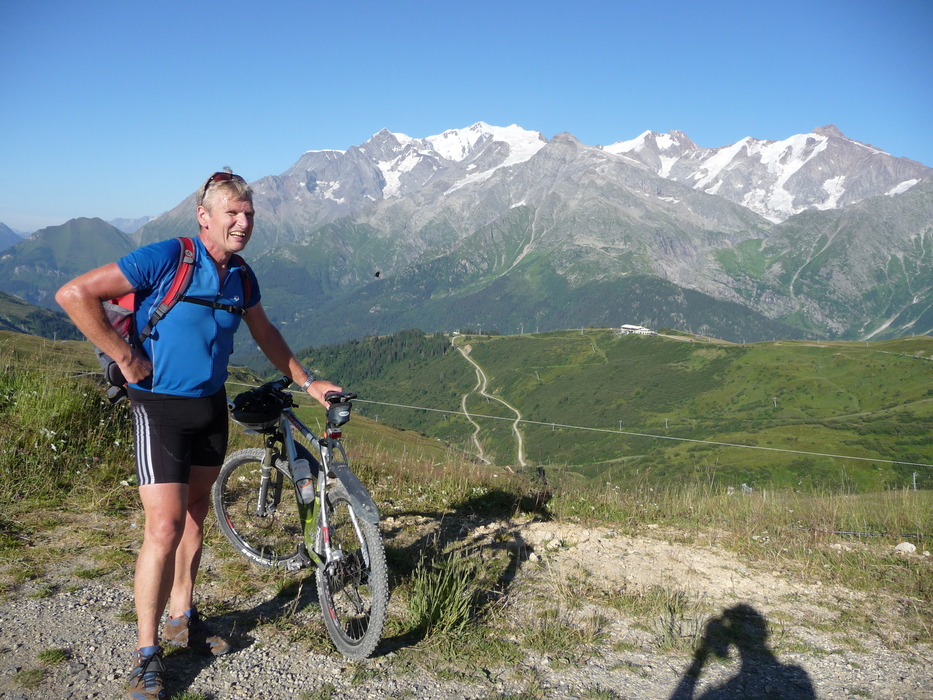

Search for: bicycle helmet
xmin=230 ymin=387 xmax=288 ymax=430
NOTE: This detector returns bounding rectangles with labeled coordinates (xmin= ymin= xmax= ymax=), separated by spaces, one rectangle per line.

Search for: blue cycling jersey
xmin=117 ymin=237 xmax=261 ymax=397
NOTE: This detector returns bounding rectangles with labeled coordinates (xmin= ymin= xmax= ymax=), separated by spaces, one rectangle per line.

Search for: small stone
xmin=894 ymin=542 xmax=917 ymax=554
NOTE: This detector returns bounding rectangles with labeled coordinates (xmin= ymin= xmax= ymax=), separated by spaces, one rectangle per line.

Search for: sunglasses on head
xmin=201 ymin=171 xmax=246 ymax=198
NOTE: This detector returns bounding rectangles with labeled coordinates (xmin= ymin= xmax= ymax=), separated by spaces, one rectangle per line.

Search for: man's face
xmin=197 ymin=193 xmax=255 ymax=258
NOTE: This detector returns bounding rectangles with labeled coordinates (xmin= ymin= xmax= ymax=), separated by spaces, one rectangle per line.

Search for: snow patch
xmin=378 ymin=150 xmax=427 ymax=198
xmin=321 ymin=182 xmax=345 ymax=204
xmin=301 ymin=148 xmax=345 ymax=156
xmin=658 ymin=155 xmax=678 ymax=178
xmin=887 ymin=179 xmax=919 ymax=196
xmin=693 ymin=139 xmax=753 ymax=189
xmin=603 ymin=131 xmax=652 ymax=155
xmin=654 ymin=133 xmax=677 ymax=151
xmin=815 ymin=175 xmax=846 ymax=210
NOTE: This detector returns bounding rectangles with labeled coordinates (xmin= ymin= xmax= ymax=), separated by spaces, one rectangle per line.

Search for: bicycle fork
xmin=254 ymin=439 xmax=283 ymax=518
xmin=316 ymin=438 xmax=372 ymax=579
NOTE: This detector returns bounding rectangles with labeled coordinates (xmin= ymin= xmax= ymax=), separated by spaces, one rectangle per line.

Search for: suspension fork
xmin=315 ymin=437 xmax=370 ymax=570
xmin=254 ymin=435 xmax=282 ymax=517
xmin=315 ymin=437 xmax=336 ymax=562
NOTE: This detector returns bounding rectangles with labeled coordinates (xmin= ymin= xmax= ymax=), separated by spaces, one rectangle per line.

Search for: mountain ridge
xmin=2 ymin=124 xmax=930 ymax=351
xmin=603 ymin=124 xmax=930 ymax=222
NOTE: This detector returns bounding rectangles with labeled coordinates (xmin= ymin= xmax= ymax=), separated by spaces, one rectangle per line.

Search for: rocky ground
xmin=1 ymin=512 xmax=931 ymax=700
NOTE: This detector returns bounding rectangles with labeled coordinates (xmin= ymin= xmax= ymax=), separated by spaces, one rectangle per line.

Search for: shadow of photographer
xmin=668 ymin=604 xmax=815 ymax=700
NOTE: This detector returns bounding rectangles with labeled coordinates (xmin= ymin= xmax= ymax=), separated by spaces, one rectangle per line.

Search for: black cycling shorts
xmin=128 ymin=387 xmax=228 ymax=485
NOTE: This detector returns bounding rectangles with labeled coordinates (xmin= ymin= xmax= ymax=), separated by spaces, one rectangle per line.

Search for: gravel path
xmin=1 ymin=516 xmax=931 ymax=699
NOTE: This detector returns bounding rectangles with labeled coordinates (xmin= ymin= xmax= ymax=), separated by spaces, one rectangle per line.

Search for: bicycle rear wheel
xmin=315 ymin=486 xmax=388 ymax=659
xmin=213 ymin=447 xmax=311 ymax=568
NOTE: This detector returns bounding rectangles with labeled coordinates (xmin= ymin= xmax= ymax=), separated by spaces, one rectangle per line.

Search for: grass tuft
xmin=406 ymin=546 xmax=478 ymax=636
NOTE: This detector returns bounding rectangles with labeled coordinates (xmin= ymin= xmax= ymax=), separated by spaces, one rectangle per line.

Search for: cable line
xmin=76 ymin=376 xmax=931 ymax=471
xmin=352 ymin=398 xmax=933 ymax=470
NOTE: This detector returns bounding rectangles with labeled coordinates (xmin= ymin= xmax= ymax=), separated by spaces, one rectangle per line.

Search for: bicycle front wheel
xmin=315 ymin=486 xmax=389 ymax=659
xmin=213 ymin=447 xmax=307 ymax=567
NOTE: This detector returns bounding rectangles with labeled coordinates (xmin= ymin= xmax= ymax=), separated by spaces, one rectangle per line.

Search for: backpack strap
xmin=231 ymin=254 xmax=252 ymax=309
xmin=137 ymin=237 xmax=196 ymax=343
xmin=176 ymin=252 xmax=253 ymax=315
xmin=180 ymin=297 xmax=248 ymax=315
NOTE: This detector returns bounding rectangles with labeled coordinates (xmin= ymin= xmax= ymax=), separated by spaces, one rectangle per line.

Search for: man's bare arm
xmin=242 ymin=302 xmax=342 ymax=406
xmin=55 ymin=263 xmax=153 ymax=384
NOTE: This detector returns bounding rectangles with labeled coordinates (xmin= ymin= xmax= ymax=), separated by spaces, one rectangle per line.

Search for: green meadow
xmin=1 ymin=329 xmax=930 ymax=689
xmin=301 ymin=329 xmax=933 ymax=493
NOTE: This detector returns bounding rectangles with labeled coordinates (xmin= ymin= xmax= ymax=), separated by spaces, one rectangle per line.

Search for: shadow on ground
xmin=667 ymin=604 xmax=816 ymax=700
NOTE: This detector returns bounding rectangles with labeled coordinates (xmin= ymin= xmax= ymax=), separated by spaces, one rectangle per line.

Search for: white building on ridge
xmin=619 ymin=324 xmax=657 ymax=336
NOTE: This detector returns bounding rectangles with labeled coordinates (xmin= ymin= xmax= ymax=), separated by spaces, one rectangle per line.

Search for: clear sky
xmin=1 ymin=0 xmax=930 ymax=232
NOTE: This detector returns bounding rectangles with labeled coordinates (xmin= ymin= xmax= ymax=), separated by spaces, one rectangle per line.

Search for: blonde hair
xmin=197 ymin=169 xmax=253 ymax=212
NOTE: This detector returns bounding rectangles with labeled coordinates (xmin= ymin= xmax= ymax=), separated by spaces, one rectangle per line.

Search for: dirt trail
xmin=2 ymin=512 xmax=930 ymax=700
xmin=456 ymin=343 xmax=526 ymax=467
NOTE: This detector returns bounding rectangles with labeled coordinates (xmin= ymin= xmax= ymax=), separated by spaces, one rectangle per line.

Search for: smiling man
xmin=56 ymin=170 xmax=340 ymax=700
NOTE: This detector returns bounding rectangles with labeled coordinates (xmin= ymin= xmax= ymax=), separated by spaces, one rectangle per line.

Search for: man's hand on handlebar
xmin=306 ymin=378 xmax=343 ymax=407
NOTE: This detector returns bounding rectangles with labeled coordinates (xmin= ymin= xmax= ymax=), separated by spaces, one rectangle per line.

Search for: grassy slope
xmin=0 ymin=331 xmax=98 ymax=370
xmin=3 ymin=331 xmax=931 ymax=696
xmin=11 ymin=323 xmax=933 ymax=493
xmin=0 ymin=293 xmax=82 ymax=340
xmin=303 ymin=329 xmax=933 ymax=492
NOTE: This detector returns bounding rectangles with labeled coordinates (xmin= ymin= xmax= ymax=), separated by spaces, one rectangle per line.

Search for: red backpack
xmin=96 ymin=237 xmax=252 ymax=402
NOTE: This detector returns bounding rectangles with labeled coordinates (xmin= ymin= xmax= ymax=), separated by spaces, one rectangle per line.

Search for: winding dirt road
xmin=456 ymin=343 xmax=526 ymax=468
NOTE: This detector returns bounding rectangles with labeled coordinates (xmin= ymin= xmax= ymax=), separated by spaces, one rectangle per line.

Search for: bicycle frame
xmin=219 ymin=379 xmax=389 ymax=659
xmin=252 ymin=406 xmax=377 ymax=573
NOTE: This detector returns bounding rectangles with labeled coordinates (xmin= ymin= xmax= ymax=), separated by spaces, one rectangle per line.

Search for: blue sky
xmin=1 ymin=0 xmax=930 ymax=232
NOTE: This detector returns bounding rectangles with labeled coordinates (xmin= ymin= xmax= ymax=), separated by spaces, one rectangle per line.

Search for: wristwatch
xmin=299 ymin=368 xmax=316 ymax=391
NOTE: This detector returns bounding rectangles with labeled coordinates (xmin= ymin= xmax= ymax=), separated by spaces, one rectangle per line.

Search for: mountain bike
xmin=212 ymin=377 xmax=388 ymax=659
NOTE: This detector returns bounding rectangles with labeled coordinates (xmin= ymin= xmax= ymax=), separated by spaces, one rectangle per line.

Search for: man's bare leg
xmin=135 ymin=483 xmax=189 ymax=649
xmin=168 ymin=465 xmax=220 ymax=617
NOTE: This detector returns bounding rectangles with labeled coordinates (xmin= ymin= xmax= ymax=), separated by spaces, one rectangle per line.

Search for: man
xmin=56 ymin=170 xmax=339 ymax=700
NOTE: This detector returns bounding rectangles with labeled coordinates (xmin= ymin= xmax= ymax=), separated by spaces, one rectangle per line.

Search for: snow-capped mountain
xmin=251 ymin=123 xmax=548 ymax=228
xmin=381 ymin=122 xmax=548 ymax=195
xmin=603 ymin=125 xmax=929 ymax=222
xmin=142 ymin=122 xmax=928 ymax=246
xmin=119 ymin=123 xmax=933 ymax=348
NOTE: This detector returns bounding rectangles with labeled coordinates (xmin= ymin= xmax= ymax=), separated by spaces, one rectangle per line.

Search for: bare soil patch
xmin=1 ymin=512 xmax=931 ymax=699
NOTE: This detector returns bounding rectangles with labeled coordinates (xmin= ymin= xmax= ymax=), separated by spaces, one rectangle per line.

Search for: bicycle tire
xmin=315 ymin=486 xmax=389 ymax=659
xmin=213 ymin=446 xmax=314 ymax=567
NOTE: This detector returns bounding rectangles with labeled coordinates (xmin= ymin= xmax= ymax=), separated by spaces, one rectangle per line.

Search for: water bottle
xmin=292 ymin=458 xmax=315 ymax=503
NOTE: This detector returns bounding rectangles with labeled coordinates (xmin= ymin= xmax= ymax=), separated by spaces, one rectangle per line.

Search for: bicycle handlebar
xmin=228 ymin=378 xmax=355 ymax=414
xmin=324 ymin=391 xmax=357 ymax=404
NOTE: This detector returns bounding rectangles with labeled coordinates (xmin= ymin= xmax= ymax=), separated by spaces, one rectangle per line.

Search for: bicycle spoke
xmin=315 ymin=489 xmax=388 ymax=659
xmin=213 ymin=449 xmax=304 ymax=567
